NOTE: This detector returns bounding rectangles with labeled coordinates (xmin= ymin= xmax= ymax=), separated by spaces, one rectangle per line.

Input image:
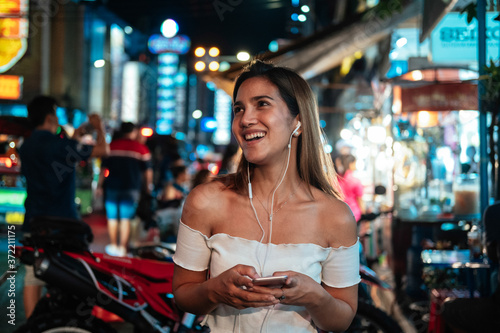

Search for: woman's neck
xmin=251 ymin=164 xmax=301 ymax=198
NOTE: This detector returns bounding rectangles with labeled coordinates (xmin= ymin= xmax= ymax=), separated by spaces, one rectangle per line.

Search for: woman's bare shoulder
xmin=184 ymin=180 xmax=227 ymax=211
xmin=181 ymin=177 xmax=233 ymax=231
xmin=313 ymin=188 xmax=358 ymax=247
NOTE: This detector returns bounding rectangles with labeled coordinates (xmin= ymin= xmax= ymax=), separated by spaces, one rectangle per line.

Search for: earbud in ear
xmin=292 ymin=121 xmax=301 ymax=137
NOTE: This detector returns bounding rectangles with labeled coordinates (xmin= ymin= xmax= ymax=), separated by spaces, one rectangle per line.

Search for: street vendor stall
xmin=387 ymin=67 xmax=493 ymax=302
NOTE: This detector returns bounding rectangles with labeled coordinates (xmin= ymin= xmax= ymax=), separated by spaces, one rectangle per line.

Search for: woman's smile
xmin=245 ymin=131 xmax=266 ymax=141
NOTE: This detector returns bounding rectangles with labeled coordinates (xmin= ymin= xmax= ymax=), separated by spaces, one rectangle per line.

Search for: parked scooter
xmin=5 ymin=216 xmax=206 ymax=333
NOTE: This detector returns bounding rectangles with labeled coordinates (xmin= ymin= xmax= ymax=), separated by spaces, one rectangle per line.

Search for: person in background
xmin=337 ymin=153 xmax=365 ymax=223
xmin=19 ymin=95 xmax=109 ymax=318
xmin=131 ymin=127 xmax=160 ymax=245
xmin=156 ymin=165 xmax=190 ymax=240
xmin=172 ymin=60 xmax=359 ymax=332
xmin=161 ymin=165 xmax=190 ymax=202
xmin=98 ymin=122 xmax=153 ymax=257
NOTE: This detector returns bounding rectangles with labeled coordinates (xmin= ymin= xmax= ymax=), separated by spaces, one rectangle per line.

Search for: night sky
xmin=106 ymin=0 xmax=292 ymax=56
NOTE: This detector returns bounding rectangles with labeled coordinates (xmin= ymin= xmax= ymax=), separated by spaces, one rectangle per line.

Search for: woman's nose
xmin=239 ymin=108 xmax=257 ymax=128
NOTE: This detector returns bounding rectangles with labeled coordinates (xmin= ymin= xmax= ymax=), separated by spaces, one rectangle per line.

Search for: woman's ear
xmin=292 ymin=121 xmax=302 ymax=137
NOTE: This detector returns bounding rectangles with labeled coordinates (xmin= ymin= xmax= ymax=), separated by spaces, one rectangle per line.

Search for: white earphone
xmin=247 ymin=119 xmax=300 ymax=281
xmin=292 ymin=121 xmax=301 ymax=137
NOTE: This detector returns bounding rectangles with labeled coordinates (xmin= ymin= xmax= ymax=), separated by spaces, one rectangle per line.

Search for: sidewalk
xmin=82 ymin=212 xmax=153 ymax=255
xmin=81 ymin=212 xmax=109 ymax=253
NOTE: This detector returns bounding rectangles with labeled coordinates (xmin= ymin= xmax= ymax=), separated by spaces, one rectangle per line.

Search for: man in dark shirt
xmin=18 ymin=95 xmax=109 ymax=318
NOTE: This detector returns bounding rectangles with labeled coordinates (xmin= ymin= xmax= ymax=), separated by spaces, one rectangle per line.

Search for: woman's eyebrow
xmin=251 ymin=95 xmax=274 ymax=101
xmin=234 ymin=95 xmax=275 ymax=105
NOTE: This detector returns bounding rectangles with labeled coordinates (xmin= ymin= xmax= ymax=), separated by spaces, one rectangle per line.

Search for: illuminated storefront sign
xmin=400 ymin=83 xmax=478 ymax=112
xmin=431 ymin=12 xmax=499 ymax=63
xmin=213 ymin=89 xmax=232 ymax=145
xmin=0 ymin=17 xmax=28 ymax=38
xmin=156 ymin=54 xmax=179 ymax=135
xmin=0 ymin=0 xmax=28 ymax=73
xmin=121 ymin=62 xmax=141 ymax=123
xmin=0 ymin=75 xmax=22 ymax=100
xmin=0 ymin=0 xmax=28 ymax=15
xmin=148 ymin=34 xmax=191 ymax=54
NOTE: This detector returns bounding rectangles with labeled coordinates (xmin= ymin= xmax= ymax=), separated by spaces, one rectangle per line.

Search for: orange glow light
xmin=141 ymin=127 xmax=154 ymax=137
xmin=0 ymin=157 xmax=12 ymax=168
xmin=210 ymin=164 xmax=219 ymax=175
xmin=0 ymin=18 xmax=28 ymax=38
xmin=0 ymin=75 xmax=22 ymax=100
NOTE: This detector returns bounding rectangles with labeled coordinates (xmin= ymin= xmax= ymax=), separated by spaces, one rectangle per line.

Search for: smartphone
xmin=252 ymin=275 xmax=287 ymax=287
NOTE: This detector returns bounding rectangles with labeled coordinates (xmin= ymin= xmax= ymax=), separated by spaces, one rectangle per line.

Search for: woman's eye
xmin=233 ymin=106 xmax=243 ymax=113
xmin=257 ymin=101 xmax=269 ymax=107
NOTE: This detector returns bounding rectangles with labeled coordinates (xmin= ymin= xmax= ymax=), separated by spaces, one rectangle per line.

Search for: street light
xmin=208 ymin=47 xmax=220 ymax=57
xmin=193 ymin=46 xmax=220 ymax=72
xmin=161 ymin=19 xmax=179 ymax=38
xmin=194 ymin=61 xmax=206 ymax=71
xmin=192 ymin=109 xmax=203 ymax=119
xmin=208 ymin=61 xmax=220 ymax=71
xmin=236 ymin=51 xmax=250 ymax=61
xmin=194 ymin=47 xmax=206 ymax=57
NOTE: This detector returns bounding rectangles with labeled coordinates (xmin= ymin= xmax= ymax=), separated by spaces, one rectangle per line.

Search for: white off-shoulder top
xmin=173 ymin=221 xmax=360 ymax=333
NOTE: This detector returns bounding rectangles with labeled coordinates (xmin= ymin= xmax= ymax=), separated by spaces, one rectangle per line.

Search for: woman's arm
xmin=308 ymin=284 xmax=358 ymax=331
xmin=88 ymin=114 xmax=109 ymax=158
xmin=310 ymin=200 xmax=359 ymax=331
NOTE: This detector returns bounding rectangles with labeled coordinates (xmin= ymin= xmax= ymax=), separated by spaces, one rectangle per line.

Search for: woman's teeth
xmin=245 ymin=132 xmax=265 ymax=141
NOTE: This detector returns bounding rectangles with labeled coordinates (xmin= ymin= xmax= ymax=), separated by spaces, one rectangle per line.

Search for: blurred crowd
xmin=95 ymin=122 xmax=242 ymax=254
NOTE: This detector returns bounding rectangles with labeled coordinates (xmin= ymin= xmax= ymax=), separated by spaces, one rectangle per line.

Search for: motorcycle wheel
xmin=14 ymin=312 xmax=117 ymax=333
xmin=344 ymin=301 xmax=403 ymax=333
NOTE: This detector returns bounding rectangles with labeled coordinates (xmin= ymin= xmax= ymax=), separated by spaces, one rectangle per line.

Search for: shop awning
xmin=420 ymin=0 xmax=459 ymax=42
xmin=206 ymin=0 xmax=421 ymax=96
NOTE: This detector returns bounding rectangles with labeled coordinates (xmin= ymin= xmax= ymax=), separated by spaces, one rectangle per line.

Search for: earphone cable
xmin=247 ymin=127 xmax=297 ymax=332
xmin=262 ymin=130 xmax=294 ymax=277
xmin=248 ymin=128 xmax=296 ymax=273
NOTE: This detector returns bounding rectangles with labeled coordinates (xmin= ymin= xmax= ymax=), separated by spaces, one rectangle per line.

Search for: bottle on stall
xmin=467 ymin=219 xmax=483 ymax=261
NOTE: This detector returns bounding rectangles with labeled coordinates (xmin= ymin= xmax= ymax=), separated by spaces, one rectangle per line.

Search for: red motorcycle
xmin=4 ymin=216 xmax=206 ymax=333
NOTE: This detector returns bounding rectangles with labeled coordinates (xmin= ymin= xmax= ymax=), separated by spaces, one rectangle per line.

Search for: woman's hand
xmin=250 ymin=271 xmax=319 ymax=306
xmin=259 ymin=271 xmax=358 ymax=332
xmin=208 ymin=265 xmax=280 ymax=309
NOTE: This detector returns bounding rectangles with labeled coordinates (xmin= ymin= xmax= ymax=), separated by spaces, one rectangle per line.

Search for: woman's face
xmin=232 ymin=76 xmax=296 ymax=165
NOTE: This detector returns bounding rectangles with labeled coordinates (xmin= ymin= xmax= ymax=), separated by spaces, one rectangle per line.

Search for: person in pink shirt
xmin=337 ymin=154 xmax=365 ymax=222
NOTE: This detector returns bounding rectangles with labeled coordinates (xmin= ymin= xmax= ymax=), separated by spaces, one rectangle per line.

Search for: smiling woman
xmin=171 ymin=60 xmax=360 ymax=333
